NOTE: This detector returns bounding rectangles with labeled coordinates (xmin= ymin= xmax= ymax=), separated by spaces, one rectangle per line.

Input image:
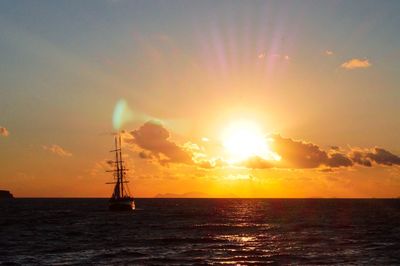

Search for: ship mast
xmin=107 ymin=132 xmax=135 ymax=210
xmin=114 ymin=135 xmax=121 ymax=198
xmin=118 ymin=135 xmax=124 ymax=197
xmin=107 ymin=133 xmax=131 ymax=200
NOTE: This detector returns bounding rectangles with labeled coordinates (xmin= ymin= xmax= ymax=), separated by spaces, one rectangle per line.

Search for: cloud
xmin=258 ymin=53 xmax=266 ymax=59
xmin=341 ymin=58 xmax=371 ymax=69
xmin=244 ymin=135 xmax=354 ymax=169
xmin=366 ymin=148 xmax=400 ymax=166
xmin=270 ymin=135 xmax=329 ymax=168
xmin=0 ymin=127 xmax=9 ymax=137
xmin=89 ymin=159 xmax=114 ymax=176
xmin=350 ymin=148 xmax=400 ymax=167
xmin=128 ymin=122 xmax=222 ymax=168
xmin=349 ymin=150 xmax=372 ymax=167
xmin=138 ymin=151 xmax=153 ymax=159
xmin=242 ymin=156 xmax=273 ymax=169
xmin=325 ymin=50 xmax=334 ymax=56
xmin=326 ymin=152 xmax=353 ymax=167
xmin=126 ymin=122 xmax=400 ymax=171
xmin=43 ymin=144 xmax=72 ymax=157
xmin=258 ymin=52 xmax=290 ymax=61
xmin=129 ymin=121 xmax=193 ymax=164
xmin=268 ymin=136 xmax=399 ymax=169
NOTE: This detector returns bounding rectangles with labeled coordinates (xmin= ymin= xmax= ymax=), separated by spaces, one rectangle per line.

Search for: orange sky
xmin=0 ymin=1 xmax=399 ymax=197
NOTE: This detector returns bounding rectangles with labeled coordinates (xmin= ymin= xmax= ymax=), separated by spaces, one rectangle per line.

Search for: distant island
xmin=155 ymin=192 xmax=237 ymax=198
xmin=0 ymin=190 xmax=14 ymax=199
xmin=155 ymin=192 xmax=210 ymax=198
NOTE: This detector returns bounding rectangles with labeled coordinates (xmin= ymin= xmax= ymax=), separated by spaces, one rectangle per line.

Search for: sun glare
xmin=222 ymin=120 xmax=280 ymax=163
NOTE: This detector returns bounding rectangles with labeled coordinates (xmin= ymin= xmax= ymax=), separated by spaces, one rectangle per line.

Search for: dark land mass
xmin=0 ymin=190 xmax=13 ymax=199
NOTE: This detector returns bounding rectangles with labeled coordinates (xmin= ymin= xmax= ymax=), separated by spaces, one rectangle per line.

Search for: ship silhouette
xmin=106 ymin=134 xmax=135 ymax=211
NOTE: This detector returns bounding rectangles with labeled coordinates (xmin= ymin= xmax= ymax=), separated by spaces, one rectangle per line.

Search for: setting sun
xmin=221 ymin=120 xmax=280 ymax=163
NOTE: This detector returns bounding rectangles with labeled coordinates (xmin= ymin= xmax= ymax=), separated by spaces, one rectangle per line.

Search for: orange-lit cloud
xmin=0 ymin=126 xmax=9 ymax=137
xmin=241 ymin=156 xmax=273 ymax=169
xmin=258 ymin=52 xmax=266 ymax=59
xmin=127 ymin=122 xmax=400 ymax=172
xmin=43 ymin=144 xmax=72 ymax=157
xmin=341 ymin=58 xmax=371 ymax=69
xmin=350 ymin=148 xmax=400 ymax=167
xmin=241 ymin=135 xmax=398 ymax=170
xmin=350 ymin=149 xmax=372 ymax=167
xmin=129 ymin=121 xmax=193 ymax=165
xmin=270 ymin=135 xmax=329 ymax=168
xmin=326 ymin=152 xmax=353 ymax=167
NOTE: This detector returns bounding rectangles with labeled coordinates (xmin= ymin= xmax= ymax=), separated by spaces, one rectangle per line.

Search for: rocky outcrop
xmin=0 ymin=190 xmax=14 ymax=198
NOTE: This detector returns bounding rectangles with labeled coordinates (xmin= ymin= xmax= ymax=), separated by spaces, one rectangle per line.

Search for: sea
xmin=1 ymin=198 xmax=400 ymax=265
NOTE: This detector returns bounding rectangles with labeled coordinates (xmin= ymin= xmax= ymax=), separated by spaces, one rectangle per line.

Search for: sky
xmin=0 ymin=0 xmax=400 ymax=198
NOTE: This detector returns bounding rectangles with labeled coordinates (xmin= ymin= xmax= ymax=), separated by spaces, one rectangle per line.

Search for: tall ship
xmin=107 ymin=134 xmax=135 ymax=211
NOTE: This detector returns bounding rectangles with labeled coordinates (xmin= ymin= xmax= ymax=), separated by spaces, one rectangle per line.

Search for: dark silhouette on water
xmin=0 ymin=190 xmax=13 ymax=199
xmin=106 ymin=134 xmax=134 ymax=211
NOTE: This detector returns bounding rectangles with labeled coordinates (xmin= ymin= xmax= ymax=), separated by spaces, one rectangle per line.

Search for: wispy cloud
xmin=258 ymin=52 xmax=290 ymax=61
xmin=325 ymin=50 xmax=334 ymax=56
xmin=341 ymin=58 xmax=371 ymax=69
xmin=258 ymin=52 xmax=266 ymax=59
xmin=89 ymin=159 xmax=113 ymax=176
xmin=0 ymin=127 xmax=9 ymax=137
xmin=43 ymin=144 xmax=72 ymax=157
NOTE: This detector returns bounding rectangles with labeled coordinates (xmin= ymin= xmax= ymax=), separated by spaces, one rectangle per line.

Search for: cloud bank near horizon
xmin=125 ymin=121 xmax=400 ymax=171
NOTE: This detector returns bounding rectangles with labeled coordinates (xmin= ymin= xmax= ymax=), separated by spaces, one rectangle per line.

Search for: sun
xmin=221 ymin=120 xmax=280 ymax=163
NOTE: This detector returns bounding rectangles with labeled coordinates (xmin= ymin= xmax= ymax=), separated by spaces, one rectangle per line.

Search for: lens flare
xmin=112 ymin=99 xmax=134 ymax=130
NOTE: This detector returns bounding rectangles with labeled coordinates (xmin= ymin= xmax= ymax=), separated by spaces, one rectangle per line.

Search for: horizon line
xmin=7 ymin=197 xmax=400 ymax=199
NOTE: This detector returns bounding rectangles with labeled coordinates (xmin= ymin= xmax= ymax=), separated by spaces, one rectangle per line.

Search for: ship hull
xmin=109 ymin=198 xmax=135 ymax=211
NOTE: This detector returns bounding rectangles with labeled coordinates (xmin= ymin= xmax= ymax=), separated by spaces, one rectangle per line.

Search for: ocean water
xmin=1 ymin=199 xmax=400 ymax=265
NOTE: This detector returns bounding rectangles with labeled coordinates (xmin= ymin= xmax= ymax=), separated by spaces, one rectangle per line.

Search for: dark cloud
xmin=270 ymin=135 xmax=328 ymax=168
xmin=130 ymin=121 xmax=193 ymax=164
xmin=138 ymin=151 xmax=153 ymax=159
xmin=366 ymin=148 xmax=400 ymax=166
xmin=248 ymin=135 xmax=400 ymax=170
xmin=326 ymin=153 xmax=353 ymax=167
xmin=350 ymin=148 xmax=400 ymax=167
xmin=245 ymin=135 xmax=354 ymax=169
xmin=350 ymin=150 xmax=372 ymax=167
